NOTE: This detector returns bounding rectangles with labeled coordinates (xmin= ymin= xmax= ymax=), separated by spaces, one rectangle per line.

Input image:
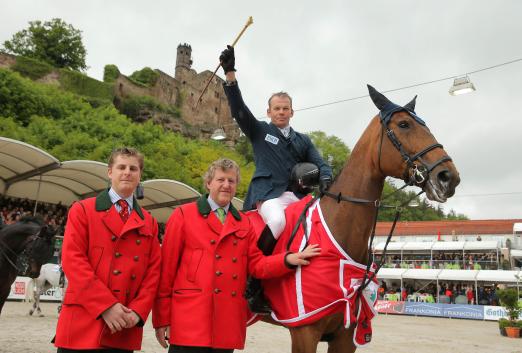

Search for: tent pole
xmin=33 ymin=174 xmax=43 ymax=216
xmin=474 ymin=280 xmax=478 ymax=306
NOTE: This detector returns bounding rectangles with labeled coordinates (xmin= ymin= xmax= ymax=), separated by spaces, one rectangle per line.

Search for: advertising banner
xmin=483 ymin=305 xmax=521 ymax=321
xmin=8 ymin=277 xmax=31 ymax=300
xmin=404 ymin=302 xmax=444 ymax=317
xmin=443 ymin=304 xmax=484 ymax=320
xmin=8 ymin=276 xmax=63 ymax=301
xmin=376 ymin=301 xmax=513 ymax=321
xmin=375 ymin=300 xmax=405 ymax=314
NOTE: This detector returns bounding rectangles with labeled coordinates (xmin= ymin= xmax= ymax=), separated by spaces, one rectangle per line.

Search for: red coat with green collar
xmin=153 ymin=196 xmax=292 ymax=349
xmin=54 ymin=189 xmax=161 ymax=350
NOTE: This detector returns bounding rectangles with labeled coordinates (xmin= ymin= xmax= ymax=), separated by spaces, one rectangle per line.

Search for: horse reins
xmin=0 ymin=231 xmax=41 ymax=272
xmin=286 ymin=111 xmax=453 ymax=295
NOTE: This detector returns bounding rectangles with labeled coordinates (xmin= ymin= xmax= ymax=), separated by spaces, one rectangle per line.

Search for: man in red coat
xmin=54 ymin=147 xmax=161 ymax=353
xmin=153 ymin=158 xmax=320 ymax=353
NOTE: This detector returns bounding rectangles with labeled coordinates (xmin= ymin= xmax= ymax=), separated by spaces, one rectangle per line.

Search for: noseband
xmin=383 ymin=123 xmax=452 ymax=186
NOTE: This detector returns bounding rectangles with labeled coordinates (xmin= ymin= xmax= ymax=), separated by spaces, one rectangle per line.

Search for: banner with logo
xmin=8 ymin=276 xmax=63 ymax=301
xmin=375 ymin=300 xmax=405 ymax=314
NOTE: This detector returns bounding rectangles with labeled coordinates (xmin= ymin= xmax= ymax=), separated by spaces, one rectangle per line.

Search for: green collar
xmin=196 ymin=194 xmax=241 ymax=221
xmin=95 ymin=188 xmax=144 ymax=219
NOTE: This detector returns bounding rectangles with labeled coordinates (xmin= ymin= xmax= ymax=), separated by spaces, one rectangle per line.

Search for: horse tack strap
xmin=0 ymin=233 xmax=38 ymax=272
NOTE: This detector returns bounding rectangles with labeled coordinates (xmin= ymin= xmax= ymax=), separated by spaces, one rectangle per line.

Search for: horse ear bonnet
xmin=367 ymin=85 xmax=425 ymax=126
xmin=289 ymin=163 xmax=320 ymax=194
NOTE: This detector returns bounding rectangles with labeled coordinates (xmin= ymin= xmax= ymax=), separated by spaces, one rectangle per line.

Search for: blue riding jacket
xmin=223 ymin=82 xmax=332 ymax=210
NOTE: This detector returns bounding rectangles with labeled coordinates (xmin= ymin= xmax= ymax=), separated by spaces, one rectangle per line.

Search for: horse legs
xmin=326 ymin=324 xmax=356 ymax=353
xmin=289 ymin=325 xmax=323 ymax=353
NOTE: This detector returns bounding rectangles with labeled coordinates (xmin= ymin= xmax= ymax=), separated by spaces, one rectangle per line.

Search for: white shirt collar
xmin=108 ymin=187 xmax=134 ymax=211
xmin=207 ymin=196 xmax=230 ymax=214
xmin=278 ymin=125 xmax=291 ymax=138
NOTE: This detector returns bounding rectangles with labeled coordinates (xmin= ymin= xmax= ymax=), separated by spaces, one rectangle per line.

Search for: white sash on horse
xmin=262 ymin=197 xmax=379 ymax=347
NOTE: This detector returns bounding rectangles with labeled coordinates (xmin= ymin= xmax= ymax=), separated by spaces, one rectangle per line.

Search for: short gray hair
xmin=268 ymin=91 xmax=293 ymax=108
xmin=203 ymin=158 xmax=240 ymax=189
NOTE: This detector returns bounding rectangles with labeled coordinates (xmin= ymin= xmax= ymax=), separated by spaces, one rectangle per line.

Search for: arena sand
xmin=0 ymin=301 xmax=520 ymax=353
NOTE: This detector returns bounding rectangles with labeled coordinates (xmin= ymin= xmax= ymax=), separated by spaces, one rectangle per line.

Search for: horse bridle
xmin=0 ymin=230 xmax=41 ymax=273
xmin=289 ymin=109 xmax=453 ymax=294
xmin=381 ymin=119 xmax=452 ymax=187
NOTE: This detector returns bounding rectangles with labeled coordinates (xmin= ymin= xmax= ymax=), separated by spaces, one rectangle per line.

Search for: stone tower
xmin=175 ymin=43 xmax=192 ymax=80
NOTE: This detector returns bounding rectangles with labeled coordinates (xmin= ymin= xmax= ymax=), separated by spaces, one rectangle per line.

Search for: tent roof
xmin=4 ymin=160 xmax=109 ymax=206
xmin=475 ymin=270 xmax=521 ymax=283
xmin=0 ymin=137 xmax=60 ymax=194
xmin=374 ymin=242 xmax=405 ymax=251
xmin=402 ymin=269 xmax=441 ymax=280
xmin=463 ymin=240 xmax=499 ymax=250
xmin=432 ymin=241 xmax=466 ymax=251
xmin=437 ymin=269 xmax=478 ymax=281
xmin=511 ymin=249 xmax=522 ymax=259
xmin=376 ymin=268 xmax=406 ymax=279
xmin=376 ymin=268 xmax=520 ymax=283
xmin=140 ymin=179 xmax=201 ymax=223
xmin=402 ymin=241 xmax=433 ymax=251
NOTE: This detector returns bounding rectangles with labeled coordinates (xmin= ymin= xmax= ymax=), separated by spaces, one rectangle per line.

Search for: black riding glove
xmin=319 ymin=176 xmax=332 ymax=194
xmin=219 ymin=45 xmax=236 ymax=74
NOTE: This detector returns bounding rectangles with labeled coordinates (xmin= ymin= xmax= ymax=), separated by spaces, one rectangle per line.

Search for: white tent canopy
xmin=0 ymin=137 xmax=61 ymax=195
xmin=375 ymin=268 xmax=406 ymax=279
xmin=431 ymin=241 xmax=467 ymax=251
xmin=141 ymin=179 xmax=201 ymax=223
xmin=1 ymin=138 xmax=247 ymax=223
xmin=376 ymin=268 xmax=521 ymax=283
xmin=402 ymin=269 xmax=441 ymax=280
xmin=475 ymin=270 xmax=521 ymax=283
xmin=463 ymin=241 xmax=500 ymax=250
xmin=437 ymin=269 xmax=479 ymax=281
xmin=374 ymin=240 xmax=500 ymax=252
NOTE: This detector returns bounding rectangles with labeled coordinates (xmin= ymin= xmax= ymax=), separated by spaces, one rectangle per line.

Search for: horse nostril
xmin=437 ymin=169 xmax=451 ymax=184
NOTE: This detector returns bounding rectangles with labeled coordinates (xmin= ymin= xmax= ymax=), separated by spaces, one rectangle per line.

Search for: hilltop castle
xmin=113 ymin=43 xmax=240 ymax=144
xmin=0 ymin=44 xmax=240 ymax=144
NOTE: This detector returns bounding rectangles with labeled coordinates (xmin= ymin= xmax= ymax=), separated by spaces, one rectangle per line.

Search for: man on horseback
xmin=220 ymin=46 xmax=333 ymax=313
xmin=153 ymin=158 xmax=321 ymax=353
xmin=54 ymin=147 xmax=161 ymax=353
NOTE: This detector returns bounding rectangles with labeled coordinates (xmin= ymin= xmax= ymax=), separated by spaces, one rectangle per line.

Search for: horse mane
xmin=18 ymin=216 xmax=44 ymax=225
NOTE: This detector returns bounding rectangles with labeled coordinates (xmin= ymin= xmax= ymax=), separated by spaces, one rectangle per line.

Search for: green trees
xmin=0 ymin=68 xmax=253 ymax=197
xmin=308 ymin=131 xmax=350 ymax=176
xmin=3 ymin=19 xmax=87 ymax=71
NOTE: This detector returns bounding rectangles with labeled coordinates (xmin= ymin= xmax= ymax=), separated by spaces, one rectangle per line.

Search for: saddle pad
xmin=262 ymin=197 xmax=379 ymax=347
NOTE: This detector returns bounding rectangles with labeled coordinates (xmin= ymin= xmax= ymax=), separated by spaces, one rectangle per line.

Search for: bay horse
xmin=0 ymin=217 xmax=56 ymax=314
xmin=256 ymin=86 xmax=460 ymax=353
xmin=27 ymin=262 xmax=67 ymax=316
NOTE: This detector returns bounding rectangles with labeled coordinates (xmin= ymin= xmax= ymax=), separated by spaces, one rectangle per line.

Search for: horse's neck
xmin=2 ymin=232 xmax=32 ymax=255
xmin=319 ymin=125 xmax=384 ymax=265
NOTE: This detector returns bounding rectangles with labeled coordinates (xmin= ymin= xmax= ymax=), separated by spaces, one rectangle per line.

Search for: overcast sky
xmin=2 ymin=1 xmax=521 ymax=220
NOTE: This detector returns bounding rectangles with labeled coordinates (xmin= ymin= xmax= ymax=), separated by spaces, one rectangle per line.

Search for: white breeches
xmin=257 ymin=191 xmax=300 ymax=239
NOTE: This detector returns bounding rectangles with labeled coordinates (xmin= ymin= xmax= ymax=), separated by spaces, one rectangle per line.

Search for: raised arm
xmin=220 ymin=45 xmax=262 ymax=139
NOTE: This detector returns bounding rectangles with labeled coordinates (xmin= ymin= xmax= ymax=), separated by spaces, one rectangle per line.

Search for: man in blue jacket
xmin=220 ymin=45 xmax=333 ymax=313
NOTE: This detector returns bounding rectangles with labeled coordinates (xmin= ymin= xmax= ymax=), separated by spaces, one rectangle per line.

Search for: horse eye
xmin=398 ymin=121 xmax=410 ymax=129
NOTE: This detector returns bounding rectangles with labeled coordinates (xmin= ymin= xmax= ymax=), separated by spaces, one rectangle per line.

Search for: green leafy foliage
xmin=0 ymin=67 xmax=253 ymax=197
xmin=58 ymin=69 xmax=114 ymax=101
xmin=3 ymin=18 xmax=87 ymax=71
xmin=121 ymin=95 xmax=180 ymax=120
xmin=103 ymin=64 xmax=120 ymax=83
xmin=308 ymin=131 xmax=350 ymax=176
xmin=129 ymin=67 xmax=159 ymax=87
xmin=498 ymin=288 xmax=522 ymax=323
xmin=11 ymin=56 xmax=53 ymax=80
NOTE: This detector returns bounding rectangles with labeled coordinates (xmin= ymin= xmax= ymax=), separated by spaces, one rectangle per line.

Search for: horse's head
xmin=24 ymin=224 xmax=56 ymax=278
xmin=368 ymin=85 xmax=460 ymax=202
xmin=1 ymin=217 xmax=56 ymax=278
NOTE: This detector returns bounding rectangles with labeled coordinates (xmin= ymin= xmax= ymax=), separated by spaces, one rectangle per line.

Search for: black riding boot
xmin=245 ymin=225 xmax=277 ymax=314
